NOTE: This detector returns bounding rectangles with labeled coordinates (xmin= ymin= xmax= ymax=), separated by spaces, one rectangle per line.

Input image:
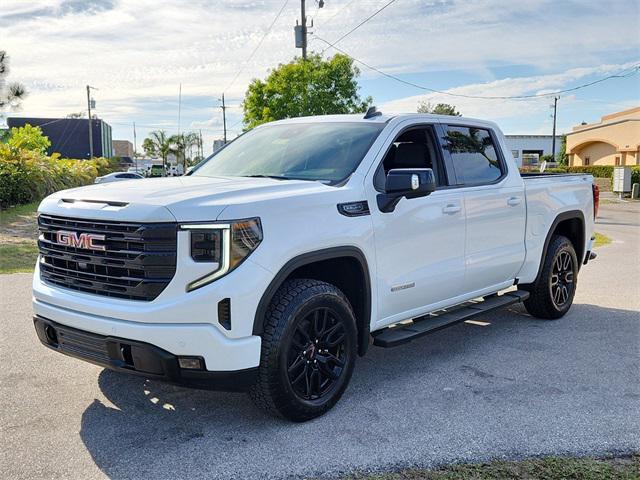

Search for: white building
xmin=505 ymin=135 xmax=563 ymax=167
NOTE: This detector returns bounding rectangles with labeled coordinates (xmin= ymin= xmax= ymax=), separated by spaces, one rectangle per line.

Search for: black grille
xmin=38 ymin=214 xmax=177 ymax=301
xmin=56 ymin=324 xmax=112 ymax=364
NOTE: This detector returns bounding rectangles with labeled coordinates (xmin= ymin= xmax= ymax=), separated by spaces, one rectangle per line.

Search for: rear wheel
xmin=521 ymin=235 xmax=578 ymax=319
xmin=249 ymin=279 xmax=357 ymax=421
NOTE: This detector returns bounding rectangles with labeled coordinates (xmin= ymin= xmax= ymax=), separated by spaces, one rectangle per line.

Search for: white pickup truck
xmin=33 ymin=110 xmax=599 ymax=421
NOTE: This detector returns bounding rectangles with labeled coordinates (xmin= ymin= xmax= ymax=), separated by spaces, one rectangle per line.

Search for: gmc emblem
xmin=55 ymin=230 xmax=106 ymax=251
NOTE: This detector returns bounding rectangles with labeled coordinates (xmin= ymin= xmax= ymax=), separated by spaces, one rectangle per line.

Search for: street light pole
xmin=86 ymin=85 xmax=94 ymax=159
xmin=133 ymin=121 xmax=138 ymax=171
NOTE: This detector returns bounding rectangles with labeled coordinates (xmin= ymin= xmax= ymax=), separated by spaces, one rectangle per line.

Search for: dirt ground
xmin=0 ymin=206 xmax=38 ymax=245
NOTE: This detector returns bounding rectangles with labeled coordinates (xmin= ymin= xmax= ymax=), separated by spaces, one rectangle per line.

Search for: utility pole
xmin=86 ymin=85 xmax=96 ymax=159
xmin=295 ymin=1 xmax=323 ymax=60
xmin=219 ymin=93 xmax=227 ymax=143
xmin=551 ymin=96 xmax=559 ymax=162
xmin=199 ymin=129 xmax=204 ymax=159
xmin=300 ymin=0 xmax=307 ymax=60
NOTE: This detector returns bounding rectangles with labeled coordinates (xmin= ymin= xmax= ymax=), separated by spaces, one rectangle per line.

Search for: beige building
xmin=567 ymin=107 xmax=640 ymax=166
xmin=113 ymin=140 xmax=134 ymax=158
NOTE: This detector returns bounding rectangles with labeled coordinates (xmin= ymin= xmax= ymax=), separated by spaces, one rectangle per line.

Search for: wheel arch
xmin=534 ymin=210 xmax=586 ymax=282
xmin=253 ymin=247 xmax=372 ymax=356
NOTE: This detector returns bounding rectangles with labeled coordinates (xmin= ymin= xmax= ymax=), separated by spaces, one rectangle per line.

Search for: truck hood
xmin=39 ymin=176 xmax=333 ymax=223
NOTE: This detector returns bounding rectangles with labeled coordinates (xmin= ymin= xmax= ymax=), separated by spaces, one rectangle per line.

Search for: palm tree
xmin=143 ymin=130 xmax=172 ymax=176
xmin=444 ymin=128 xmax=500 ymax=170
xmin=0 ymin=51 xmax=27 ymax=112
xmin=170 ymin=132 xmax=200 ymax=172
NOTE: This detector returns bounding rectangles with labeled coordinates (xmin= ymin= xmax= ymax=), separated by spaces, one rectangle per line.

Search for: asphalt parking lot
xmin=1 ymin=202 xmax=638 ymax=479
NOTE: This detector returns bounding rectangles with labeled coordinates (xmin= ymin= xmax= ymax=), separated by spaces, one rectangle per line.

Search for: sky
xmin=2 ymin=0 xmax=639 ymax=155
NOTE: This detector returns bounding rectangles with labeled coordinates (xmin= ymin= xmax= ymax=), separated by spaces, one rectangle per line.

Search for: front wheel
xmin=249 ymin=279 xmax=357 ymax=421
xmin=521 ymin=234 xmax=578 ymax=319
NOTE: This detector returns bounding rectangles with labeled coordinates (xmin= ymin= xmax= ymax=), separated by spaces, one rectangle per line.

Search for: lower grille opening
xmin=120 ymin=344 xmax=134 ymax=367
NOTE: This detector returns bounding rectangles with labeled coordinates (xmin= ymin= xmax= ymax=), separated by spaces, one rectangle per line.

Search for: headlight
xmin=181 ymin=218 xmax=262 ymax=291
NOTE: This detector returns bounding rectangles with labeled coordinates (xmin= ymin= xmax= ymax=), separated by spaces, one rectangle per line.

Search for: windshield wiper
xmin=241 ymin=174 xmax=293 ymax=181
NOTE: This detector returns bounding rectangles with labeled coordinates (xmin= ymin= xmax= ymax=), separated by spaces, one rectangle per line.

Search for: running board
xmin=372 ymin=291 xmax=530 ymax=348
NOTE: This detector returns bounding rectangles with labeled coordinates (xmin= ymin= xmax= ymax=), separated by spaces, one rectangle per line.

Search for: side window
xmin=374 ymin=126 xmax=444 ymax=190
xmin=443 ymin=126 xmax=503 ymax=185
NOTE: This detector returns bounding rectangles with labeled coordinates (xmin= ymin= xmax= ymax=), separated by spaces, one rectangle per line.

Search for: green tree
xmin=142 ymin=130 xmax=171 ymax=176
xmin=417 ymin=101 xmax=461 ymax=116
xmin=6 ymin=124 xmax=51 ymax=153
xmin=0 ymin=51 xmax=27 ymax=113
xmin=558 ymin=134 xmax=568 ymax=165
xmin=242 ymin=53 xmax=372 ymax=129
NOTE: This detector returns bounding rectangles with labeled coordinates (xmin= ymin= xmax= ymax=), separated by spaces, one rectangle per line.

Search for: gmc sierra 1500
xmin=33 ymin=110 xmax=598 ymax=421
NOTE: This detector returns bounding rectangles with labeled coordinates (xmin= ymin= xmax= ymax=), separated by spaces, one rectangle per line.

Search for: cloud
xmin=380 ymin=62 xmax=639 ymax=118
xmin=2 ymin=0 xmax=638 ymax=147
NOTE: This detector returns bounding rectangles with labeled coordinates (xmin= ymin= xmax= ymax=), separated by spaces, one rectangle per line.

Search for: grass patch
xmin=0 ymin=202 xmax=39 ymax=226
xmin=346 ymin=455 xmax=639 ymax=480
xmin=594 ymin=232 xmax=611 ymax=248
xmin=0 ymin=241 xmax=38 ymax=274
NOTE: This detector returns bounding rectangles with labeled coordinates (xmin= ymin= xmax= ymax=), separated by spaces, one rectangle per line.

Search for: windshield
xmin=192 ymin=122 xmax=385 ymax=185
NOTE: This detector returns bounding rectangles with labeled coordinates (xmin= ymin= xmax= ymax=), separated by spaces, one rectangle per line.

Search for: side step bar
xmin=372 ymin=290 xmax=530 ymax=348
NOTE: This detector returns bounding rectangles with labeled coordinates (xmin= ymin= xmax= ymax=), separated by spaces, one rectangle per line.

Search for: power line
xmin=320 ymin=0 xmax=398 ymax=54
xmin=322 ymin=0 xmax=357 ymax=24
xmin=22 ymin=117 xmax=70 ymax=128
xmin=314 ymin=36 xmax=640 ymax=100
xmin=223 ymin=0 xmax=290 ymax=94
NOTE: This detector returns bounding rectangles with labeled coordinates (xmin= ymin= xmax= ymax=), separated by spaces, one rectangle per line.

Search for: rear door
xmin=439 ymin=124 xmax=526 ymax=293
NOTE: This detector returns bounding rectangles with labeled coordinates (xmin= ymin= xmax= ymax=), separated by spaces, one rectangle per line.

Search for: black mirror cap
xmin=378 ymin=168 xmax=436 ymax=213
xmin=385 ymin=168 xmax=436 ymax=196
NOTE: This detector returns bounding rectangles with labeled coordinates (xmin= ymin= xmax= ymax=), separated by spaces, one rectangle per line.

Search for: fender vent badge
xmin=337 ymin=201 xmax=370 ymax=217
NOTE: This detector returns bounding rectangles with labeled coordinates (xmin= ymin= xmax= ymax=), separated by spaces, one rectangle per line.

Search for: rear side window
xmin=442 ymin=126 xmax=503 ymax=185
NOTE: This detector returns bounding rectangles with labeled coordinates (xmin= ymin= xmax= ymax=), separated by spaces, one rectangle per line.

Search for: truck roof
xmin=270 ymin=112 xmax=501 ymax=131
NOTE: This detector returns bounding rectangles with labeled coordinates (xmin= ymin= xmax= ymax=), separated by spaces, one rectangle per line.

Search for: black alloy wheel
xmin=249 ymin=279 xmax=357 ymax=421
xmin=521 ymin=234 xmax=578 ymax=319
xmin=550 ymin=250 xmax=575 ymax=309
xmin=286 ymin=307 xmax=347 ymax=401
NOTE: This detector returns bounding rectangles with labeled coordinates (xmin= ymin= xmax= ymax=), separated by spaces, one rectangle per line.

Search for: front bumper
xmin=34 ymin=316 xmax=257 ymax=391
xmin=32 ymin=291 xmax=261 ymax=372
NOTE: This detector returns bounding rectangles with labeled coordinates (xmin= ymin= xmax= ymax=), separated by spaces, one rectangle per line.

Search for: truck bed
xmin=516 ymin=172 xmax=595 ymax=284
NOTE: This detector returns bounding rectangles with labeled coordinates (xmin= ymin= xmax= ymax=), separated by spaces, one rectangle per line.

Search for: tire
xmin=521 ymin=234 xmax=578 ymax=320
xmin=249 ymin=279 xmax=357 ymax=422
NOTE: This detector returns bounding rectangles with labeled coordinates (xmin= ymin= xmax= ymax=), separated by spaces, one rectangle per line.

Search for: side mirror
xmin=377 ymin=168 xmax=436 ymax=213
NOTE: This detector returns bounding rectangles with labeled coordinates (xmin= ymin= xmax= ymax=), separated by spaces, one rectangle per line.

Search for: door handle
xmin=442 ymin=204 xmax=461 ymax=214
xmin=507 ymin=196 xmax=522 ymax=207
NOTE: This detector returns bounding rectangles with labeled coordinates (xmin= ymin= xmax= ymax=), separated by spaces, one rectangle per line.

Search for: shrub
xmin=518 ymin=165 xmax=640 ymax=189
xmin=567 ymin=165 xmax=615 ymax=179
xmin=566 ymin=166 xmax=640 ymax=187
xmin=0 ymin=144 xmax=115 ymax=209
xmin=6 ymin=124 xmax=51 ymax=154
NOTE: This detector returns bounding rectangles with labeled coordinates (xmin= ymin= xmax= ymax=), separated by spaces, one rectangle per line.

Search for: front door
xmin=367 ymin=123 xmax=467 ymax=328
